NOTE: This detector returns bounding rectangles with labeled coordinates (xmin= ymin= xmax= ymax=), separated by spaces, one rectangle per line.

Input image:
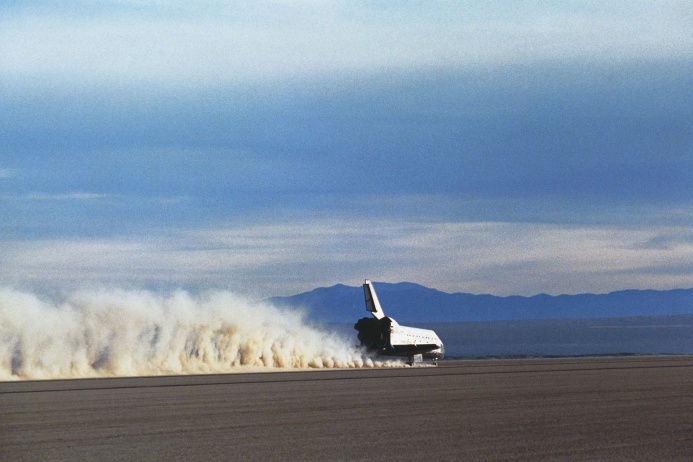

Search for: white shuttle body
xmin=354 ymin=280 xmax=445 ymax=365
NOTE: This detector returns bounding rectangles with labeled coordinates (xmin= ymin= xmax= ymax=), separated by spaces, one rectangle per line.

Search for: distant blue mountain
xmin=268 ymin=282 xmax=693 ymax=323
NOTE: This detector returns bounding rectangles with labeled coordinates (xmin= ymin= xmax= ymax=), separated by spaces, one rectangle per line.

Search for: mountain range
xmin=269 ymin=282 xmax=693 ymax=323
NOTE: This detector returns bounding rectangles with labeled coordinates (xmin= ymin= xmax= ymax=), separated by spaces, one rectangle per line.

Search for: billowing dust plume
xmin=0 ymin=287 xmax=400 ymax=380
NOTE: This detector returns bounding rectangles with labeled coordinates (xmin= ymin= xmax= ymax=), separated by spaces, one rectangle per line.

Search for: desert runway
xmin=2 ymin=356 xmax=692 ymax=461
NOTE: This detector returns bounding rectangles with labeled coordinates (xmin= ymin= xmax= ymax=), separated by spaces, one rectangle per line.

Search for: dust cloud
xmin=0 ymin=287 xmax=399 ymax=380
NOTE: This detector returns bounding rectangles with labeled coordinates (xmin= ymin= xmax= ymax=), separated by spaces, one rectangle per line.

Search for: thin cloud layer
xmin=1 ymin=220 xmax=691 ymax=298
xmin=1 ymin=2 xmax=691 ymax=86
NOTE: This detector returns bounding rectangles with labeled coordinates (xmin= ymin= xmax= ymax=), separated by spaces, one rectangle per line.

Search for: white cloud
xmin=1 ymin=2 xmax=690 ymax=87
xmin=23 ymin=192 xmax=115 ymax=201
xmin=0 ymin=169 xmax=17 ymax=179
xmin=1 ymin=219 xmax=691 ymax=298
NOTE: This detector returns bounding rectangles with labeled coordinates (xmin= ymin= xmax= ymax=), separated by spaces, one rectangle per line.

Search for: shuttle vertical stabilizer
xmin=363 ymin=279 xmax=385 ymax=320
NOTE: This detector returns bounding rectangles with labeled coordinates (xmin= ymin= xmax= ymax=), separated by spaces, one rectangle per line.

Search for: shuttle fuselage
xmin=354 ymin=279 xmax=445 ymax=365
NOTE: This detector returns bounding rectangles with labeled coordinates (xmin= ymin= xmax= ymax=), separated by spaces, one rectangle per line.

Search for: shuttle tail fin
xmin=363 ymin=279 xmax=385 ymax=320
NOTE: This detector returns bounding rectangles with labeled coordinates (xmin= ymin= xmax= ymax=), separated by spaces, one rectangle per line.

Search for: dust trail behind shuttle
xmin=0 ymin=287 xmax=397 ymax=380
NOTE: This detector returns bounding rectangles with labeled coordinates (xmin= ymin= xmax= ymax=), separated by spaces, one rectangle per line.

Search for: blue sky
xmin=1 ymin=1 xmax=692 ymax=298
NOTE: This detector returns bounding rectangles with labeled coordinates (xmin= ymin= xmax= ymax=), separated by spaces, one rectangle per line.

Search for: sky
xmin=1 ymin=0 xmax=692 ymax=299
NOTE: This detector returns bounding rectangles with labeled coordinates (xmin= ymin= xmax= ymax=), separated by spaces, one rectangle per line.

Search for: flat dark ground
xmin=2 ymin=356 xmax=692 ymax=461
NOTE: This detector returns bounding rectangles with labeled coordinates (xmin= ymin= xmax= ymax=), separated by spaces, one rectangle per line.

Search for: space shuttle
xmin=354 ymin=280 xmax=445 ymax=365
